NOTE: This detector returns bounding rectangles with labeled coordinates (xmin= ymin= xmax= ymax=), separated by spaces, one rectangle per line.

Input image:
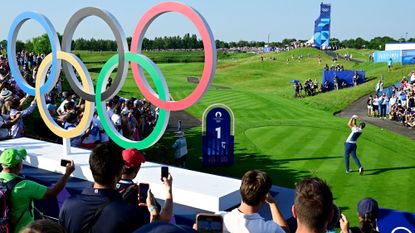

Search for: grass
xmin=26 ymin=48 xmax=415 ymax=226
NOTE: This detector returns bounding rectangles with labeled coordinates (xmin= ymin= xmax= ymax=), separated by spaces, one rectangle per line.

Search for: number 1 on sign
xmin=215 ymin=127 xmax=221 ymax=139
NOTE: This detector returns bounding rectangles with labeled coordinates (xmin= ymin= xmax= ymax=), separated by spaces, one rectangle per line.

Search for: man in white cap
xmin=0 ymin=88 xmax=13 ymax=103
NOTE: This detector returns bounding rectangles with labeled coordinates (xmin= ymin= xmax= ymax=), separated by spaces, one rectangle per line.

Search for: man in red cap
xmin=116 ymin=148 xmax=173 ymax=223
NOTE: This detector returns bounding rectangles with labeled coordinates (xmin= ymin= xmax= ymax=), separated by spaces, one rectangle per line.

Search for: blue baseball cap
xmin=46 ymin=103 xmax=57 ymax=111
xmin=358 ymin=198 xmax=379 ymax=218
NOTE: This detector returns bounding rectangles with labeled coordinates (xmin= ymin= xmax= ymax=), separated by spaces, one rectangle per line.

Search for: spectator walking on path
xmin=388 ymin=58 xmax=393 ymax=71
xmin=366 ymin=95 xmax=373 ymax=117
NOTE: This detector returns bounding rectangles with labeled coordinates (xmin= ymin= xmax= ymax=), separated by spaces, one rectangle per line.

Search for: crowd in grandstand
xmin=0 ymin=50 xmax=162 ymax=148
xmin=0 ymin=51 xmax=39 ymax=140
xmin=368 ymin=75 xmax=415 ymax=128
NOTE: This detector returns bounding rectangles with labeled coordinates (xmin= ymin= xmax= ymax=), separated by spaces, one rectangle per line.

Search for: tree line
xmin=1 ymin=33 xmax=414 ymax=54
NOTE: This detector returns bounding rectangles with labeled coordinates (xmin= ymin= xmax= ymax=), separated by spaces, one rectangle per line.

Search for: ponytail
xmin=360 ymin=213 xmax=379 ymax=233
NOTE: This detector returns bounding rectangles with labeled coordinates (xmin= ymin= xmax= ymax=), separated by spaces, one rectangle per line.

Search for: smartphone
xmin=138 ymin=183 xmax=149 ymax=206
xmin=327 ymin=203 xmax=341 ymax=230
xmin=60 ymin=159 xmax=71 ymax=167
xmin=161 ymin=166 xmax=168 ymax=181
xmin=196 ymin=213 xmax=223 ymax=233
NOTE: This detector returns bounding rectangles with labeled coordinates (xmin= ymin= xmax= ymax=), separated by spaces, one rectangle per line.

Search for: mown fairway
xmin=68 ymin=48 xmax=415 ymax=224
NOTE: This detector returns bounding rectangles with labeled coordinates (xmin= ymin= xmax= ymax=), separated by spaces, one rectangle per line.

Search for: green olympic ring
xmin=96 ymin=52 xmax=170 ymax=149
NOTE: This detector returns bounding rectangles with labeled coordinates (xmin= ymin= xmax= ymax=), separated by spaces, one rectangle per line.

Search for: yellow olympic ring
xmin=35 ymin=51 xmax=95 ymax=138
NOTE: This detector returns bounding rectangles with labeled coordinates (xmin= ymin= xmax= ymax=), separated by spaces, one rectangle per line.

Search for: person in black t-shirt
xmin=59 ymin=143 xmax=156 ymax=233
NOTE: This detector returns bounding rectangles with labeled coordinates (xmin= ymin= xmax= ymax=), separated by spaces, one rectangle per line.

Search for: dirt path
xmin=336 ymin=93 xmax=415 ymax=139
xmin=166 ymin=110 xmax=201 ymax=133
xmin=165 ymin=77 xmax=230 ymax=133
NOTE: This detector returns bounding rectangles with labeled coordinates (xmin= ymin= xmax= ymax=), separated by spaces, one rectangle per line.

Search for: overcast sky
xmin=0 ymin=0 xmax=413 ymax=42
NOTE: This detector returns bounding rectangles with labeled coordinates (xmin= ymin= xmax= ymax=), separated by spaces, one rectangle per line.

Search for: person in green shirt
xmin=0 ymin=147 xmax=75 ymax=233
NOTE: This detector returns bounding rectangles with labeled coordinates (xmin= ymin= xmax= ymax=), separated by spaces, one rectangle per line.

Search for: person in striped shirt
xmin=344 ymin=115 xmax=365 ymax=175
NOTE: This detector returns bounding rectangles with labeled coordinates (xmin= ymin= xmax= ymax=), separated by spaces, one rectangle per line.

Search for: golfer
xmin=344 ymin=115 xmax=365 ymax=175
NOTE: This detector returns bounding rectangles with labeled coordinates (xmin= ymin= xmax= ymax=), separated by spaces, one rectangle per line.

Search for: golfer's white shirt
xmin=346 ymin=126 xmax=362 ymax=144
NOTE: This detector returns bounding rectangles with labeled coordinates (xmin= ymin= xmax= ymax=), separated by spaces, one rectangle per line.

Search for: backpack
xmin=0 ymin=177 xmax=23 ymax=233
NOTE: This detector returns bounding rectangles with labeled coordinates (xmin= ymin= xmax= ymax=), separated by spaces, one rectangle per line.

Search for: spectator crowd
xmin=367 ymin=74 xmax=415 ymax=128
xmin=0 ymin=50 xmax=161 ymax=148
xmin=294 ymin=63 xmax=361 ymax=98
xmin=0 ymin=143 xmax=381 ymax=233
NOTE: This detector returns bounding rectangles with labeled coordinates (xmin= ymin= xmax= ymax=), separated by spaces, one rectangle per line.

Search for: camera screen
xmin=197 ymin=216 xmax=223 ymax=233
xmin=161 ymin=166 xmax=168 ymax=179
xmin=139 ymin=184 xmax=149 ymax=203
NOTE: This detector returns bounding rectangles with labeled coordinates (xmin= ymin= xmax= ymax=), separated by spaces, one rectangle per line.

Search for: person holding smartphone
xmin=59 ymin=143 xmax=148 ymax=233
xmin=0 ymin=147 xmax=75 ymax=233
xmin=116 ymin=148 xmax=174 ymax=222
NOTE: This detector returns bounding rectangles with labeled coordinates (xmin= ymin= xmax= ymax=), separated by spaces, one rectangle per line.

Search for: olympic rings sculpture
xmin=7 ymin=2 xmax=216 ymax=150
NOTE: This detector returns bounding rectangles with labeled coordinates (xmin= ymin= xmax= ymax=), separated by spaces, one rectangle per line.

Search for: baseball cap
xmin=357 ymin=198 xmax=379 ymax=218
xmin=360 ymin=122 xmax=366 ymax=128
xmin=46 ymin=103 xmax=57 ymax=111
xmin=122 ymin=149 xmax=145 ymax=168
xmin=0 ymin=148 xmax=27 ymax=168
xmin=133 ymin=99 xmax=142 ymax=106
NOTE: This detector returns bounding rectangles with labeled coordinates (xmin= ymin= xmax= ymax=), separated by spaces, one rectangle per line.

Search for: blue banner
xmin=374 ymin=50 xmax=402 ymax=63
xmin=202 ymin=107 xmax=234 ymax=166
xmin=402 ymin=50 xmax=415 ymax=65
xmin=322 ymin=70 xmax=366 ymax=90
xmin=378 ymin=208 xmax=415 ymax=232
xmin=314 ymin=3 xmax=331 ymax=49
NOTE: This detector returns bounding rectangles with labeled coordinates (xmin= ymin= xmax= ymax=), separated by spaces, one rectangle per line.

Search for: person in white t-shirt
xmin=221 ymin=170 xmax=289 ymax=233
xmin=410 ymin=71 xmax=415 ymax=84
xmin=344 ymin=115 xmax=365 ymax=175
xmin=57 ymin=91 xmax=74 ymax=116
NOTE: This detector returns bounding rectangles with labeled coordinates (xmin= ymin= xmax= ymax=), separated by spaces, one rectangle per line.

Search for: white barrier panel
xmin=0 ymin=137 xmax=241 ymax=212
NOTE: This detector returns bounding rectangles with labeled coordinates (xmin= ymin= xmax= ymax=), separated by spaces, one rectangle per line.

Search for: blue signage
xmin=314 ymin=3 xmax=331 ymax=49
xmin=374 ymin=50 xmax=402 ymax=63
xmin=377 ymin=208 xmax=415 ymax=232
xmin=402 ymin=50 xmax=415 ymax=65
xmin=322 ymin=70 xmax=366 ymax=90
xmin=202 ymin=107 xmax=234 ymax=166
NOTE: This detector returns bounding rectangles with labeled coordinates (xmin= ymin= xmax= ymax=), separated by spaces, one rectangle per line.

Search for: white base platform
xmin=0 ymin=137 xmax=295 ymax=219
xmin=0 ymin=137 xmax=241 ymax=212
